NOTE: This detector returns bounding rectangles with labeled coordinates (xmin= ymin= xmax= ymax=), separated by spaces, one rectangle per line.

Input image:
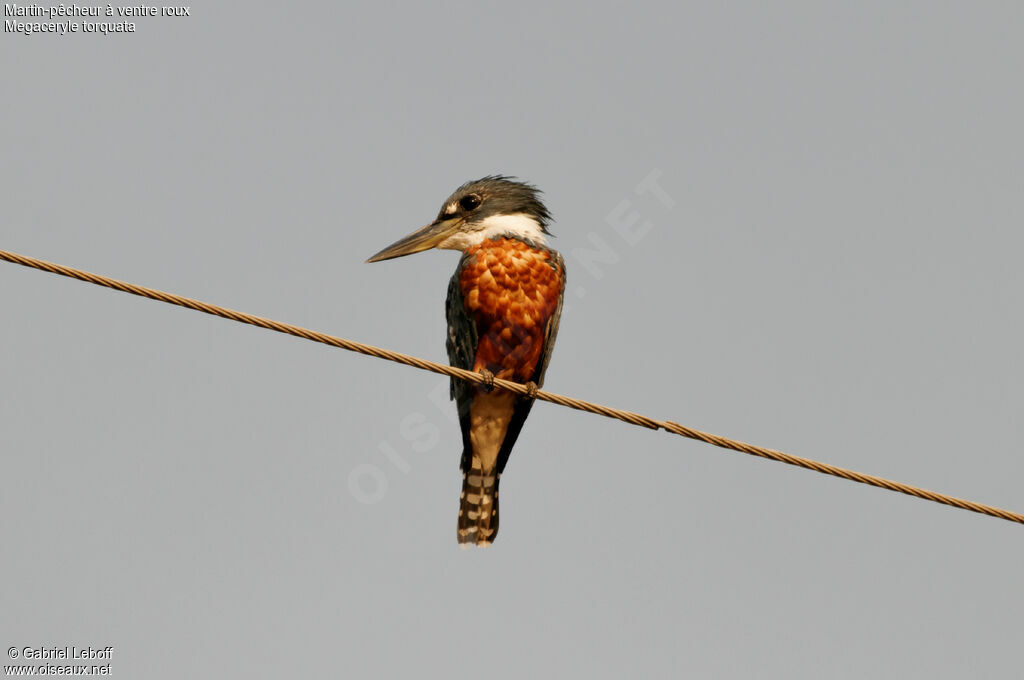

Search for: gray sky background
xmin=2 ymin=2 xmax=1022 ymax=678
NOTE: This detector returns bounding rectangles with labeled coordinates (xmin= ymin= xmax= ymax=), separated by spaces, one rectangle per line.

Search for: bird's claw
xmin=524 ymin=381 xmax=539 ymax=399
xmin=477 ymin=369 xmax=495 ymax=392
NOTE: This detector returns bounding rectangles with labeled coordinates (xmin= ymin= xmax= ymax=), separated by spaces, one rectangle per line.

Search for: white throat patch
xmin=438 ymin=213 xmax=548 ymax=251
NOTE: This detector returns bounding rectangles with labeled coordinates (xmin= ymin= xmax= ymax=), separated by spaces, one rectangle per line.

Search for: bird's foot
xmin=524 ymin=381 xmax=539 ymax=399
xmin=477 ymin=368 xmax=495 ymax=392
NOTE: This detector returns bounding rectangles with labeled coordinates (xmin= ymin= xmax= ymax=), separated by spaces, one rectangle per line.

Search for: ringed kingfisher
xmin=367 ymin=176 xmax=566 ymax=547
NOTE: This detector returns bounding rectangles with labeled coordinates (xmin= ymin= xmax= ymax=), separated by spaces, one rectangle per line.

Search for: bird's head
xmin=366 ymin=176 xmax=552 ymax=263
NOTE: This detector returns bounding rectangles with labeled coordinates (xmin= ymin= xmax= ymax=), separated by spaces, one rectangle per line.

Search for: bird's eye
xmin=459 ymin=194 xmax=482 ymax=211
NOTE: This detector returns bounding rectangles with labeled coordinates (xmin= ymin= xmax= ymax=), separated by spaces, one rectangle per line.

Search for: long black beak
xmin=366 ymin=217 xmax=462 ymax=263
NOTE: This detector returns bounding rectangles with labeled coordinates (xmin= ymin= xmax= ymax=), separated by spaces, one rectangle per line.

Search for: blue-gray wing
xmin=445 ymin=255 xmax=478 ymax=458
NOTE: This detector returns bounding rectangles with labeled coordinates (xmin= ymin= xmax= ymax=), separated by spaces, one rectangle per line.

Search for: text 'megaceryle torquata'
xmin=367 ymin=176 xmax=566 ymax=547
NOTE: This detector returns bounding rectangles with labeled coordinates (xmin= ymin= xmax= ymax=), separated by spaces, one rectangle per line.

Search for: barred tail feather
xmin=457 ymin=460 xmax=500 ymax=547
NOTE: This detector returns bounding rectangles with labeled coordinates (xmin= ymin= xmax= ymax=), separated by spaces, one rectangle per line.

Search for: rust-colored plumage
xmin=459 ymin=238 xmax=563 ymax=383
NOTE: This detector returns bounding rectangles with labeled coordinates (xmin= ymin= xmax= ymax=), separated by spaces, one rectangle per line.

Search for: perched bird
xmin=367 ymin=176 xmax=566 ymax=547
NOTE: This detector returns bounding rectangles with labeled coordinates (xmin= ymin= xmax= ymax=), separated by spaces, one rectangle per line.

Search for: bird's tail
xmin=457 ymin=459 xmax=500 ymax=547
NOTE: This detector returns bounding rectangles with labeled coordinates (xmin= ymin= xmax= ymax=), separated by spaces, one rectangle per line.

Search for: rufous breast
xmin=459 ymin=237 xmax=564 ymax=382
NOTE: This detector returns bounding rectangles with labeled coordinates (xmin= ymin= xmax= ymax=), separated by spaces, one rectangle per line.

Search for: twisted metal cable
xmin=2 ymin=247 xmax=1021 ymax=526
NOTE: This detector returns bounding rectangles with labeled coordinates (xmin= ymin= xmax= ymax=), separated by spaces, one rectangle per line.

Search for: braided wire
xmin=2 ymin=248 xmax=1021 ymax=526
